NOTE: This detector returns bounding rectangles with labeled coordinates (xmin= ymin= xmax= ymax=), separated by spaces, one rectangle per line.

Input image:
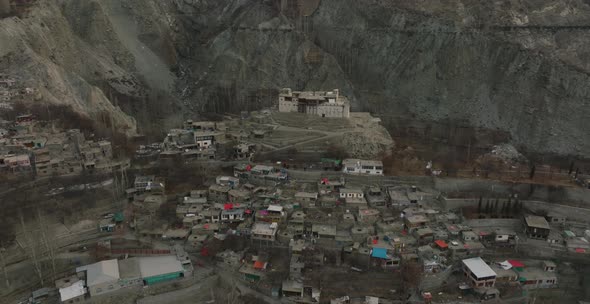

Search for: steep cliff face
xmin=0 ymin=0 xmax=183 ymax=136
xmin=1 ymin=0 xmax=588 ymax=158
xmin=0 ymin=0 xmax=138 ymax=134
xmin=175 ymin=0 xmax=590 ymax=157
xmin=309 ymin=0 xmax=590 ymax=156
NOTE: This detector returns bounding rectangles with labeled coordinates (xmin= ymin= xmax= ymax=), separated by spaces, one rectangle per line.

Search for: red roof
xmin=508 ymin=260 xmax=525 ymax=267
xmin=434 ymin=240 xmax=448 ymax=248
xmin=575 ymin=248 xmax=586 ymax=253
xmin=254 ymin=261 xmax=266 ymax=269
xmin=224 ymin=203 xmax=234 ymax=210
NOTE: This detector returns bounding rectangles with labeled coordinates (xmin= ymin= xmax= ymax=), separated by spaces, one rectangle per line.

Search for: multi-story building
xmin=524 ymin=215 xmax=550 ymax=240
xmin=278 ymin=88 xmax=350 ymax=118
xmin=462 ymin=257 xmax=497 ymax=288
xmin=342 ymin=159 xmax=383 ymax=175
xmin=251 ymin=222 xmax=278 ymax=242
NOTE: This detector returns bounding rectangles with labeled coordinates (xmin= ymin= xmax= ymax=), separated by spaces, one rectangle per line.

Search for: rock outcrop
xmin=1 ymin=0 xmax=588 ymax=158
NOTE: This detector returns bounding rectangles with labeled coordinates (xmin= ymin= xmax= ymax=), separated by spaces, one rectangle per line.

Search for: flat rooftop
xmin=463 ymin=257 xmax=497 ymax=279
xmin=525 ymin=215 xmax=550 ymax=230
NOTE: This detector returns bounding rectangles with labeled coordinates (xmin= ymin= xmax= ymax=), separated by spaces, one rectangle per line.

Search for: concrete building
xmin=228 ymin=189 xmax=251 ymax=203
xmin=524 ymin=215 xmax=550 ymax=240
xmin=138 ymin=256 xmax=185 ymax=285
xmin=208 ymin=184 xmax=230 ymax=202
xmin=278 ymin=88 xmax=350 ymax=118
xmin=342 ymin=159 xmax=383 ymax=175
xmin=76 ymin=259 xmax=120 ymax=296
xmin=294 ymin=192 xmax=319 ymax=207
xmin=462 ymin=257 xmax=497 ymax=288
xmin=312 ymin=224 xmax=337 ymax=239
xmin=56 ymin=274 xmax=87 ymax=304
xmin=519 ymin=267 xmax=558 ymax=289
xmin=221 ymin=208 xmax=245 ymax=222
xmin=251 ymin=222 xmax=278 ymax=242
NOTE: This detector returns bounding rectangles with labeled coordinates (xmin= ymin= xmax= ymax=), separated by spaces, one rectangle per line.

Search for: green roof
xmin=114 ymin=212 xmax=124 ymax=222
xmin=321 ymin=158 xmax=341 ymax=165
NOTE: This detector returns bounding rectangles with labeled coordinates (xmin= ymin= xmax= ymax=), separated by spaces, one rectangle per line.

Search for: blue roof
xmin=372 ymin=248 xmax=388 ymax=259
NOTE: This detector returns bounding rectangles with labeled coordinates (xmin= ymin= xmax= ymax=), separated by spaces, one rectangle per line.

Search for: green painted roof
xmin=114 ymin=212 xmax=124 ymax=222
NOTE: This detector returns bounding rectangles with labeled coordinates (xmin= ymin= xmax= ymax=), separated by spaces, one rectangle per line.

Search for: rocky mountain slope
xmin=173 ymin=0 xmax=590 ymax=158
xmin=1 ymin=0 xmax=589 ymax=158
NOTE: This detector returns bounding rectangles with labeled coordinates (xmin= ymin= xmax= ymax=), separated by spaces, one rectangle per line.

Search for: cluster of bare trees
xmin=476 ymin=196 xmax=523 ymax=219
xmin=14 ymin=208 xmax=58 ymax=288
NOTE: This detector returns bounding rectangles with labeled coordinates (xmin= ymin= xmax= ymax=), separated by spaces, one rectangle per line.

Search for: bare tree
xmin=214 ymin=276 xmax=242 ymax=304
xmin=37 ymin=208 xmax=57 ymax=281
xmin=19 ymin=209 xmax=44 ymax=286
xmin=401 ymin=261 xmax=422 ymax=296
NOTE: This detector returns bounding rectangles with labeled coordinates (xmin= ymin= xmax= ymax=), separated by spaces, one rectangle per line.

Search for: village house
xmin=358 ymin=208 xmax=380 ymax=224
xmin=462 ymin=257 xmax=497 ymax=288
xmin=216 ymin=175 xmax=239 ymax=188
xmin=228 ymin=189 xmax=251 ymax=204
xmin=199 ymin=209 xmax=220 ymax=223
xmin=387 ymin=188 xmax=410 ymax=207
xmin=490 ymin=263 xmax=518 ymax=283
xmin=278 ymin=88 xmax=350 ymax=118
xmin=208 ymin=184 xmax=230 ymax=202
xmin=518 ymin=266 xmax=558 ymax=289
xmin=0 ymin=153 xmax=31 ymax=173
xmin=256 ymin=205 xmax=285 ymax=223
xmin=234 ymin=143 xmax=255 ymax=159
xmin=462 ymin=230 xmax=478 ymax=242
xmin=339 ymin=188 xmax=367 ymax=207
xmin=404 ymin=215 xmax=429 ymax=231
xmin=342 ymin=159 xmax=383 ymax=175
xmin=221 ymin=208 xmax=245 ymax=223
xmin=134 ymin=175 xmax=164 ymax=194
xmin=546 ymin=212 xmax=566 ymax=225
xmin=251 ymin=222 xmax=278 ymax=242
xmin=318 ymin=177 xmax=345 ymax=194
xmin=524 ymin=215 xmax=551 ymax=240
xmin=182 ymin=195 xmax=207 ymax=205
xmin=311 ymin=224 xmax=337 ymax=240
xmin=294 ymin=192 xmax=319 ymax=208
xmin=413 ymin=227 xmax=434 ymax=245
xmin=192 ymin=223 xmax=220 ymax=235
xmin=366 ymin=187 xmax=387 ymax=208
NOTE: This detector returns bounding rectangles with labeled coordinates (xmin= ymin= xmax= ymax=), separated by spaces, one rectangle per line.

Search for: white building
xmin=339 ymin=188 xmax=364 ymax=199
xmin=278 ymin=88 xmax=350 ymax=118
xmin=76 ymin=259 xmax=121 ymax=296
xmin=58 ymin=279 xmax=86 ymax=304
xmin=462 ymin=257 xmax=497 ymax=288
xmin=342 ymin=159 xmax=383 ymax=175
